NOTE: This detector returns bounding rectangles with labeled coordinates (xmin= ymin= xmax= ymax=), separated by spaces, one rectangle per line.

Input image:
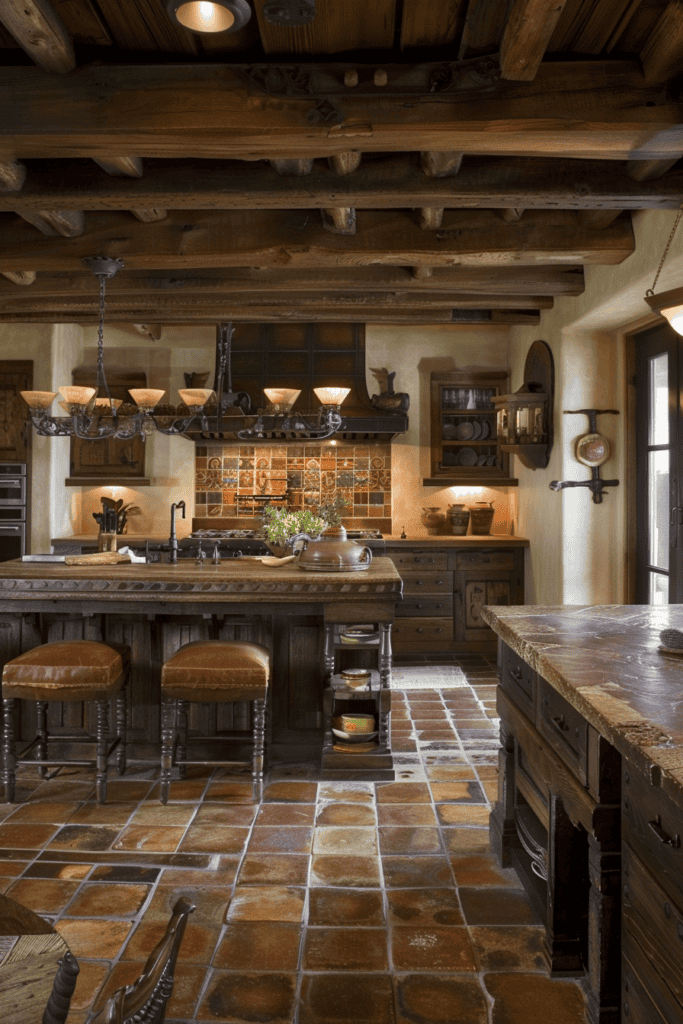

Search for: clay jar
xmin=469 ymin=501 xmax=495 ymax=535
xmin=421 ymin=507 xmax=446 ymax=535
xmin=448 ymin=503 xmax=470 ymax=536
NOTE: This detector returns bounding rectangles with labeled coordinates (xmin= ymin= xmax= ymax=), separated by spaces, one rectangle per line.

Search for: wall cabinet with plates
xmin=425 ymin=371 xmax=517 ymax=486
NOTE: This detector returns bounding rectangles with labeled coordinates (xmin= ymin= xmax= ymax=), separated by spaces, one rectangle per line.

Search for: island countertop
xmin=482 ymin=604 xmax=683 ymax=795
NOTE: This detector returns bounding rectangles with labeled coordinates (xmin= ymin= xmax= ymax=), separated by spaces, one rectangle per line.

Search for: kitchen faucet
xmin=169 ymin=500 xmax=186 ymax=564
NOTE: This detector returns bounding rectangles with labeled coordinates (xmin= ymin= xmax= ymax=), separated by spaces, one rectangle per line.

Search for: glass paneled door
xmin=635 ymin=323 xmax=683 ymax=604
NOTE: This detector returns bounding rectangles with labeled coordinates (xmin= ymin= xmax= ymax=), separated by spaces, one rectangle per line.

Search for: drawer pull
xmin=551 ymin=714 xmax=570 ymax=733
xmin=510 ymin=668 xmax=524 ymax=682
xmin=416 ymin=628 xmax=423 ymax=634
xmin=648 ymin=816 xmax=681 ymax=848
xmin=416 ymin=603 xmax=423 ymax=609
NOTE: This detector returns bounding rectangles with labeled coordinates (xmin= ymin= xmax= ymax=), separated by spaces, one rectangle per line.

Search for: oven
xmin=0 ymin=463 xmax=27 ymax=560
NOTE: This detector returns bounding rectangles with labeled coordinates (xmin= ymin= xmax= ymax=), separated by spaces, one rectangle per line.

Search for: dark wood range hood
xmin=185 ymin=321 xmax=409 ymax=443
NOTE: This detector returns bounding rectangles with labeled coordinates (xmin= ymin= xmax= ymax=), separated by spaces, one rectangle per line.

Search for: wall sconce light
xmin=492 ymin=340 xmax=554 ymax=470
xmin=644 ymin=207 xmax=683 ymax=335
xmin=166 ymin=0 xmax=251 ymax=33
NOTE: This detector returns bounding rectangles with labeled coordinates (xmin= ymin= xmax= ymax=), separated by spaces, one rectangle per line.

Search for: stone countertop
xmin=482 ymin=604 xmax=683 ymax=794
xmin=384 ymin=535 xmax=528 ymax=545
xmin=0 ymin=556 xmax=402 ymax=604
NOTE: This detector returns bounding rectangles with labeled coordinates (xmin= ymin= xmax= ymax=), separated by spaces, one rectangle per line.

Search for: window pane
xmin=648 ymin=449 xmax=670 ymax=569
xmin=650 ymin=352 xmax=669 ymax=445
xmin=649 ymin=571 xmax=669 ymax=606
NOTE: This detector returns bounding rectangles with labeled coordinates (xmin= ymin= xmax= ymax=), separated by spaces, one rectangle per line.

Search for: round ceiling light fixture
xmin=166 ymin=0 xmax=251 ymax=33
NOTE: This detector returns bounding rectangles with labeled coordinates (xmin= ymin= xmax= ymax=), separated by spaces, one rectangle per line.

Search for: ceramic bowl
xmin=332 ymin=727 xmax=378 ymax=743
xmin=340 ymin=668 xmax=372 ymax=689
xmin=341 ymin=712 xmax=376 ymax=733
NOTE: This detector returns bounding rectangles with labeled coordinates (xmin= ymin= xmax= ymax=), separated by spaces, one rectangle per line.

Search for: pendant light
xmin=166 ymin=0 xmax=251 ymax=33
xmin=644 ymin=207 xmax=683 ymax=335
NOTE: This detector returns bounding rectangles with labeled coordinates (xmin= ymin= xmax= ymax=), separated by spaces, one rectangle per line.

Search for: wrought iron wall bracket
xmin=549 ymin=408 xmax=620 ymax=504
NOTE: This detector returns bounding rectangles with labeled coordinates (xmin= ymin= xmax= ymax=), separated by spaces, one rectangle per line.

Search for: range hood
xmin=183 ymin=322 xmax=409 ymax=444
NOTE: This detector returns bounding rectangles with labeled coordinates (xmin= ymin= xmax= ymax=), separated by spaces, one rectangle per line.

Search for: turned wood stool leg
xmin=176 ymin=698 xmax=189 ymax=780
xmin=36 ymin=700 xmax=49 ymax=778
xmin=42 ymin=951 xmax=80 ymax=1024
xmin=252 ymin=697 xmax=266 ymax=798
xmin=116 ymin=679 xmax=128 ymax=777
xmin=95 ymin=698 xmax=109 ymax=804
xmin=323 ymin=623 xmax=335 ymax=682
xmin=2 ymin=697 xmax=17 ymax=802
xmin=378 ymin=622 xmax=392 ymax=690
xmin=160 ymin=698 xmax=176 ymax=805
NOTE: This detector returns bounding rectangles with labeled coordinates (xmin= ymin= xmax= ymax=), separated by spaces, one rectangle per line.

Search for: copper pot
xmin=295 ymin=525 xmax=373 ymax=572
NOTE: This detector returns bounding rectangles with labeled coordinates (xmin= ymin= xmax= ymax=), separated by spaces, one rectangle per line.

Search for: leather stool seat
xmin=2 ymin=640 xmax=131 ymax=804
xmin=160 ymin=639 xmax=269 ymax=804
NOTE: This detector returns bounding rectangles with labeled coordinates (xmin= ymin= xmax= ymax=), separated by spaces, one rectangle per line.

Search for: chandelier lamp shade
xmin=20 ymin=258 xmax=352 ymax=444
xmin=644 ymin=207 xmax=683 ymax=336
xmin=166 ymin=0 xmax=251 ymax=33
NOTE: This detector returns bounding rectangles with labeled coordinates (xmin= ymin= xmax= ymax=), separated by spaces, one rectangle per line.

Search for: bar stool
xmin=160 ymin=639 xmax=269 ymax=804
xmin=2 ymin=640 xmax=130 ymax=803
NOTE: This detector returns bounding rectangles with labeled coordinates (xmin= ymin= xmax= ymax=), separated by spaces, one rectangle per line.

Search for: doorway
xmin=634 ymin=322 xmax=683 ymax=604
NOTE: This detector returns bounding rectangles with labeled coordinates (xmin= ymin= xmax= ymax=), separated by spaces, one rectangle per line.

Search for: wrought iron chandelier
xmin=644 ymin=206 xmax=683 ymax=336
xmin=21 ymin=258 xmax=349 ymax=443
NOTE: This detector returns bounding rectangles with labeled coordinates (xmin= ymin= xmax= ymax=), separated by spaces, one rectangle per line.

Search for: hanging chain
xmin=647 ymin=205 xmax=683 ymax=296
xmin=94 ymin=271 xmax=114 ymax=412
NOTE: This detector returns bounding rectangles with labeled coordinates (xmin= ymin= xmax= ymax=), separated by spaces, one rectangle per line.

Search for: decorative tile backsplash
xmin=195 ymin=444 xmax=392 ymax=528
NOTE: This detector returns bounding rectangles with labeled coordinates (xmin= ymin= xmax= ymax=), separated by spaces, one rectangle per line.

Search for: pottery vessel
xmin=294 ymin=525 xmax=372 ymax=572
xmin=448 ymin=503 xmax=470 ymax=536
xmin=469 ymin=501 xmax=495 ymax=535
xmin=421 ymin=507 xmax=446 ymax=535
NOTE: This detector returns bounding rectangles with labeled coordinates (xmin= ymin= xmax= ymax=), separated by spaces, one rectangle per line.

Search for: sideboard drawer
xmin=397 ymin=595 xmax=453 ymax=617
xmin=386 ymin=550 xmax=450 ymax=570
xmin=456 ymin=550 xmax=516 ymax=570
xmin=399 ymin=570 xmax=453 ymax=593
xmin=392 ymin=617 xmax=453 ymax=642
xmin=500 ymin=643 xmax=536 ymax=720
xmin=538 ymin=677 xmax=588 ymax=782
xmin=622 ymin=766 xmax=683 ymax=910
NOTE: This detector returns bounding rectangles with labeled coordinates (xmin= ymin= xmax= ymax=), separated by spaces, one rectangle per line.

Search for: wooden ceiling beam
xmin=420 ymin=151 xmax=464 ymax=177
xmin=626 ymin=157 xmax=680 ymax=182
xmin=328 ymin=152 xmax=362 ymax=175
xmin=0 ymin=265 xmax=585 ymax=297
xmin=321 ymin=208 xmax=356 ymax=234
xmin=1 ymin=270 xmax=35 ymax=285
xmin=93 ymin=155 xmax=167 ymax=224
xmin=0 ymin=0 xmax=75 ymax=74
xmin=0 ymin=62 xmax=680 ymax=162
xmin=0 ymin=159 xmax=26 ymax=191
xmin=15 ymin=208 xmax=84 ymax=236
xmin=641 ymin=1 xmax=683 ymax=83
xmin=500 ymin=0 xmax=570 ymax=82
xmin=0 ymin=209 xmax=634 ymax=271
xmin=2 ymin=155 xmax=682 ymax=212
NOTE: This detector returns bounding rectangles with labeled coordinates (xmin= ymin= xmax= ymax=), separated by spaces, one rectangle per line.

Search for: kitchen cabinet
xmin=0 ymin=361 xmax=32 ymax=463
xmin=66 ymin=370 xmax=149 ymax=485
xmin=425 ymin=370 xmax=517 ymax=486
xmin=384 ymin=541 xmax=525 ymax=653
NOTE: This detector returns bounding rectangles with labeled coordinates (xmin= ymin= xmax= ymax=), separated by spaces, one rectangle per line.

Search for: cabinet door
xmin=69 ymin=370 xmax=147 ymax=481
xmin=429 ymin=370 xmax=513 ymax=484
xmin=0 ymin=362 xmax=32 ymax=462
xmin=457 ymin=574 xmax=512 ymax=641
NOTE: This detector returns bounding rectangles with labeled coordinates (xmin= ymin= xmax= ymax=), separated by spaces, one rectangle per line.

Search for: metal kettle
xmin=294 ymin=525 xmax=373 ymax=572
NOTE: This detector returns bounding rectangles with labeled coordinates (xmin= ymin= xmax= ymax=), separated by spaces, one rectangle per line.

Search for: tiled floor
xmin=0 ymin=656 xmax=587 ymax=1023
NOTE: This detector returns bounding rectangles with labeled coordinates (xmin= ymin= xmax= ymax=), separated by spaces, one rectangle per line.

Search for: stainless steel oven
xmin=0 ymin=463 xmax=27 ymax=559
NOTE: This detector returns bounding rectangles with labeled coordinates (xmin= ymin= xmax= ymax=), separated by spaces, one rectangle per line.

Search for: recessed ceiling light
xmin=166 ymin=0 xmax=251 ymax=33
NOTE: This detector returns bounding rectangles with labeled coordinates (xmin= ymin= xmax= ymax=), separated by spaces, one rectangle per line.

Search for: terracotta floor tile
xmin=450 ymin=853 xmax=523 ymax=888
xmin=395 ymin=974 xmax=489 ymax=1024
xmin=146 ymin=883 xmax=230 ymax=924
xmin=470 ymin=925 xmax=547 ymax=972
xmin=226 ymin=885 xmax=306 ymax=922
xmin=444 ymin=828 xmax=492 ymax=855
xmin=436 ymin=804 xmax=491 ymax=826
xmin=303 ymin=926 xmax=388 ymax=971
xmin=430 ymin=781 xmax=486 ymax=803
xmin=6 ymin=877 xmax=80 ymax=913
xmin=426 ymin=765 xmax=477 ymax=782
xmin=128 ymin=803 xmax=197 ymax=826
xmin=483 ymin=972 xmax=587 ymax=1023
xmin=477 ymin=766 xmax=499 ymax=779
xmin=123 ymin=918 xmax=220 ymax=964
xmin=2 ymin=801 xmax=79 ymax=824
xmin=96 ymin=780 xmax=153 ymax=802
xmin=23 ymin=861 xmax=92 ymax=880
xmin=255 ymin=803 xmax=315 ymax=826
xmin=312 ymin=826 xmax=377 ymax=856
xmin=386 ymin=888 xmax=464 ymax=926
xmin=56 ymin=917 xmax=133 ymax=958
xmin=377 ymin=804 xmax=437 ymax=826
xmin=315 ymin=803 xmax=376 ymax=826
xmin=263 ymin=781 xmax=318 ymax=802
xmin=214 ymin=921 xmax=302 ymax=970
xmin=378 ymin=827 xmax=443 ymax=855
xmin=202 ymin=780 xmax=261 ymax=803
xmin=248 ymin=826 xmax=313 ymax=854
xmin=310 ymin=855 xmax=381 ymax=888
xmin=391 ymin=925 xmax=477 ymax=971
xmin=308 ymin=887 xmax=385 ymax=927
xmin=65 ymin=959 xmax=111 ymax=1012
xmin=392 ymin=739 xmax=419 ymax=752
xmin=238 ymin=854 xmax=310 ymax=886
xmin=159 ymin=857 xmax=239 ymax=887
xmin=113 ymin=824 xmax=185 ymax=852
xmin=382 ymin=856 xmax=453 ymax=888
xmin=28 ymin=781 xmax=94 ymax=803
xmin=0 ymin=859 xmax=31 ymax=877
xmin=167 ymin=962 xmax=209 ymax=1017
xmin=67 ymin=802 xmax=138 ymax=825
xmin=147 ymin=779 xmax=209 ymax=802
xmin=317 ymin=783 xmax=374 ymax=804
xmin=459 ymin=888 xmax=542 ymax=926
xmin=90 ymin=864 xmax=159 ymax=883
xmin=67 ymin=882 xmax=151 ymax=917
xmin=298 ymin=973 xmax=395 ymax=1024
xmin=376 ymin=783 xmax=432 ymax=803
xmin=0 ymin=822 xmax=60 ymax=848
xmin=47 ymin=824 xmax=121 ymax=851
xmin=199 ymin=971 xmax=297 ymax=1023
xmin=408 ymin=707 xmax=447 ymax=719
xmin=180 ymin=824 xmax=250 ymax=854
xmin=89 ymin=960 xmax=146 ymax=1013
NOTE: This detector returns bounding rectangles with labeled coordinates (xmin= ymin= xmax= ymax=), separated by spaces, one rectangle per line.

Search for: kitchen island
xmin=0 ymin=557 xmax=402 ymax=750
xmin=482 ymin=604 xmax=683 ymax=1024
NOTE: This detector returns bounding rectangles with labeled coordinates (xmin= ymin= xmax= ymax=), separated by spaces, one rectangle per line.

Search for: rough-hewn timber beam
xmin=0 ymin=209 xmax=635 ymax=272
xmin=420 ymin=151 xmax=464 ymax=177
xmin=15 ymin=209 xmax=84 ymax=237
xmin=2 ymin=156 xmax=682 ymax=212
xmin=626 ymin=158 xmax=680 ymax=181
xmin=321 ymin=208 xmax=356 ymax=234
xmin=93 ymin=156 xmax=167 ymax=223
xmin=419 ymin=209 xmax=444 ymax=229
xmin=641 ymin=0 xmax=683 ymax=83
xmin=500 ymin=0 xmax=569 ymax=81
xmin=0 ymin=0 xmax=75 ymax=74
xmin=328 ymin=152 xmax=361 ymax=175
xmin=1 ymin=271 xmax=36 ymax=285
xmin=0 ymin=160 xmax=26 ymax=192
xmin=0 ymin=62 xmax=680 ymax=162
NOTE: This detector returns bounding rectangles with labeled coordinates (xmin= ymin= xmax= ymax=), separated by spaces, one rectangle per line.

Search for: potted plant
xmin=261 ymin=505 xmax=328 ymax=558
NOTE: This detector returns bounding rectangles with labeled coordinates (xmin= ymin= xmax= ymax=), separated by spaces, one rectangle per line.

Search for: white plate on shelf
xmin=332 ymin=728 xmax=379 ymax=743
xmin=480 ymin=420 xmax=490 ymax=439
xmin=470 ymin=421 xmax=482 ymax=440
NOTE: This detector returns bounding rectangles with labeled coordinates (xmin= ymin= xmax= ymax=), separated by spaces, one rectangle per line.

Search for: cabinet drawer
xmin=622 ymin=952 xmax=678 ymax=1024
xmin=392 ymin=617 xmax=453 ymax=642
xmin=399 ymin=570 xmax=453 ymax=593
xmin=397 ymin=595 xmax=453 ymax=617
xmin=622 ymin=842 xmax=683 ymax=994
xmin=386 ymin=550 xmax=449 ymax=570
xmin=622 ymin=765 xmax=683 ymax=910
xmin=538 ymin=677 xmax=587 ymax=782
xmin=456 ymin=550 xmax=516 ymax=570
xmin=500 ymin=643 xmax=536 ymax=719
